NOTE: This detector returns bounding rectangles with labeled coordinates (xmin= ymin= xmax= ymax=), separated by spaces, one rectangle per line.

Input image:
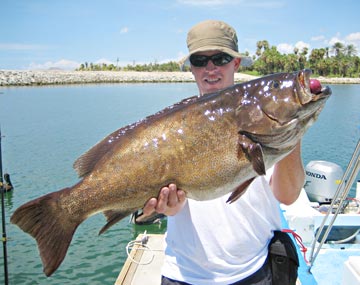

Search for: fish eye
xmin=270 ymin=80 xmax=280 ymax=89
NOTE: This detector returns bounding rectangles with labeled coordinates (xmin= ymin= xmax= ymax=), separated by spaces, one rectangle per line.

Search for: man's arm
xmin=270 ymin=141 xmax=305 ymax=205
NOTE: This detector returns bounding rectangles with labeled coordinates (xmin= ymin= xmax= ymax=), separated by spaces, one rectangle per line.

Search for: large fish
xmin=11 ymin=69 xmax=331 ymax=276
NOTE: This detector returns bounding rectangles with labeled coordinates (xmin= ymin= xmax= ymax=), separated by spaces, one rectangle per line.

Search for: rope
xmin=125 ymin=231 xmax=155 ymax=265
xmin=282 ymin=229 xmax=309 ymax=265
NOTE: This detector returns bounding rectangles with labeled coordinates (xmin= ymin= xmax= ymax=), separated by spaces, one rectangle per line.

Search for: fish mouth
xmin=296 ymin=69 xmax=332 ymax=105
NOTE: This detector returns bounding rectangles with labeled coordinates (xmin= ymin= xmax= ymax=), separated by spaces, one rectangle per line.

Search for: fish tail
xmin=10 ymin=187 xmax=80 ymax=276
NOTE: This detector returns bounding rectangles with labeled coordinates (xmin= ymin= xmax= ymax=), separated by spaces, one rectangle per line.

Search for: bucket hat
xmin=180 ymin=20 xmax=252 ymax=68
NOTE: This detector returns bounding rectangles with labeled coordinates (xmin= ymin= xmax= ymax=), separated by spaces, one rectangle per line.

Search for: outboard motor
xmin=304 ymin=160 xmax=343 ymax=203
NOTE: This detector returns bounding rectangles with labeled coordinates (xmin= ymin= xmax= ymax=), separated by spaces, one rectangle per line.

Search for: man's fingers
xmin=142 ymin=197 xmax=158 ymax=216
xmin=142 ymin=185 xmax=187 ymax=216
xmin=167 ymin=184 xmax=179 ymax=207
xmin=156 ymin=187 xmax=170 ymax=213
xmin=177 ymin=190 xmax=186 ymax=203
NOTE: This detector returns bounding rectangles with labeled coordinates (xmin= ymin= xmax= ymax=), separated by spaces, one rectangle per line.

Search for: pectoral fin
xmin=238 ymin=134 xmax=266 ymax=175
xmin=226 ymin=177 xmax=255 ymax=203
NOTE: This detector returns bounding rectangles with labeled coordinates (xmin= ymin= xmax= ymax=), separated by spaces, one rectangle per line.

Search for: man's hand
xmin=142 ymin=184 xmax=187 ymax=218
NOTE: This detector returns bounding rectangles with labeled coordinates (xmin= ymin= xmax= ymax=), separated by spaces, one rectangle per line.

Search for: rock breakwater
xmin=0 ymin=70 xmax=358 ymax=86
xmin=0 ymin=70 xmax=258 ymax=86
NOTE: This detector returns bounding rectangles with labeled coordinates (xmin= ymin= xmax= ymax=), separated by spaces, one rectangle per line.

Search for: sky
xmin=1 ymin=0 xmax=360 ymax=70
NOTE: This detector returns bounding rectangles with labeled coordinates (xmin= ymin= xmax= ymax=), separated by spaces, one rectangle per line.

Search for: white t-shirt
xmin=161 ymin=171 xmax=281 ymax=285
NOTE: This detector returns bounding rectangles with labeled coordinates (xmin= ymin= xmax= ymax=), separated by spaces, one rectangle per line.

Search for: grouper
xmin=11 ymin=69 xmax=331 ymax=276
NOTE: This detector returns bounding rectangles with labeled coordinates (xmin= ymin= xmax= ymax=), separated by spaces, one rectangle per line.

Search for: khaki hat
xmin=180 ymin=20 xmax=252 ymax=68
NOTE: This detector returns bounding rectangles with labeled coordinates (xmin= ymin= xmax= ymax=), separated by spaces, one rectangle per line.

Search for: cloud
xmin=325 ymin=32 xmax=360 ymax=54
xmin=328 ymin=36 xmax=345 ymax=46
xmin=120 ymin=27 xmax=129 ymax=34
xmin=295 ymin=41 xmax=310 ymax=51
xmin=277 ymin=43 xmax=294 ymax=54
xmin=308 ymin=32 xmax=360 ymax=55
xmin=344 ymin=32 xmax=360 ymax=54
xmin=28 ymin=59 xmax=80 ymax=70
xmin=345 ymin=32 xmax=360 ymax=44
xmin=345 ymin=32 xmax=360 ymax=50
xmin=94 ymin=58 xmax=116 ymax=65
xmin=277 ymin=41 xmax=310 ymax=54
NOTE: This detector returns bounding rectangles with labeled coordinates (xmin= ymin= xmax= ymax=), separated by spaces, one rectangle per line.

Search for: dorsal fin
xmin=73 ymin=127 xmax=131 ymax=177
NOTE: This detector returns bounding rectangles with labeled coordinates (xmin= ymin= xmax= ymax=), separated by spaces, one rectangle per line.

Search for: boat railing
xmin=308 ymin=139 xmax=360 ymax=270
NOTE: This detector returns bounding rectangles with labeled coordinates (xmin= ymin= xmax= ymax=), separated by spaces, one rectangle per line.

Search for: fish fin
xmin=227 ymin=178 xmax=255 ymax=203
xmin=73 ymin=131 xmax=120 ymax=177
xmin=10 ymin=188 xmax=80 ymax=276
xmin=238 ymin=134 xmax=266 ymax=175
xmin=100 ymin=209 xmax=135 ymax=235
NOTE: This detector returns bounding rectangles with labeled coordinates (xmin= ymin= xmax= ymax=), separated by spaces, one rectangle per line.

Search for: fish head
xmin=235 ymin=69 xmax=331 ymax=150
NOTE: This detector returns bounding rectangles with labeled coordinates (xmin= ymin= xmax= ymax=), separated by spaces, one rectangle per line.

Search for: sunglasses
xmin=189 ymin=52 xmax=234 ymax=67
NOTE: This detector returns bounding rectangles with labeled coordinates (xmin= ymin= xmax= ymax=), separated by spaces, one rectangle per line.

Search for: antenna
xmin=0 ymin=127 xmax=9 ymax=285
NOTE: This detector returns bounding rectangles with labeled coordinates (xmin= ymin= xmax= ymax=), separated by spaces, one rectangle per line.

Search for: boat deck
xmin=115 ymin=233 xmax=308 ymax=285
xmin=115 ymin=233 xmax=165 ymax=285
xmin=304 ymin=243 xmax=360 ymax=285
xmin=115 ymin=233 xmax=360 ymax=285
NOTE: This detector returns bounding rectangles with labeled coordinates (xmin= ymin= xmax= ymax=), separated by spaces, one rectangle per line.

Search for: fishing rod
xmin=0 ymin=127 xmax=9 ymax=285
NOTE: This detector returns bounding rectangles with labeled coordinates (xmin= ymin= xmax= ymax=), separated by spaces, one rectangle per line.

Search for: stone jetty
xmin=0 ymin=70 xmax=358 ymax=86
xmin=0 ymin=70 xmax=257 ymax=86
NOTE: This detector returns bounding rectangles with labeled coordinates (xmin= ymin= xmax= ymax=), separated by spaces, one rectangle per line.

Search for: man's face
xmin=190 ymin=50 xmax=241 ymax=96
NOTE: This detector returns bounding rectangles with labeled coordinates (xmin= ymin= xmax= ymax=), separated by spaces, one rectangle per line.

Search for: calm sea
xmin=0 ymin=82 xmax=359 ymax=284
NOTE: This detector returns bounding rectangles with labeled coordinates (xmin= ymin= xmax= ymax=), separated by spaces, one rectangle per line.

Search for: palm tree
xmin=332 ymin=42 xmax=345 ymax=57
xmin=284 ymin=54 xmax=299 ymax=72
xmin=344 ymin=44 xmax=357 ymax=57
xmin=256 ymin=40 xmax=270 ymax=57
xmin=308 ymin=48 xmax=326 ymax=75
xmin=325 ymin=47 xmax=330 ymax=58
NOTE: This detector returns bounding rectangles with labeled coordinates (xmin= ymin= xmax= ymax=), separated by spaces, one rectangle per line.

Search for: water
xmin=302 ymin=84 xmax=360 ymax=178
xmin=0 ymin=83 xmax=359 ymax=285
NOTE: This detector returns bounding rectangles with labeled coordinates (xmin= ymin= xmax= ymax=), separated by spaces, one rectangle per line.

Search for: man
xmin=140 ymin=20 xmax=304 ymax=285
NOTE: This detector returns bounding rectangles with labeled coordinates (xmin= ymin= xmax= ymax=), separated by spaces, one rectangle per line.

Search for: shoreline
xmin=1 ymin=70 xmax=359 ymax=86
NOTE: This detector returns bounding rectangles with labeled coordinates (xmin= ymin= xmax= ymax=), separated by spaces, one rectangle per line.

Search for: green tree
xmin=283 ymin=54 xmax=299 ymax=72
xmin=344 ymin=44 xmax=357 ymax=57
xmin=75 ymin=39 xmax=360 ymax=78
xmin=298 ymin=47 xmax=308 ymax=70
xmin=255 ymin=40 xmax=269 ymax=57
xmin=332 ymin=42 xmax=345 ymax=57
xmin=309 ymin=48 xmax=326 ymax=75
